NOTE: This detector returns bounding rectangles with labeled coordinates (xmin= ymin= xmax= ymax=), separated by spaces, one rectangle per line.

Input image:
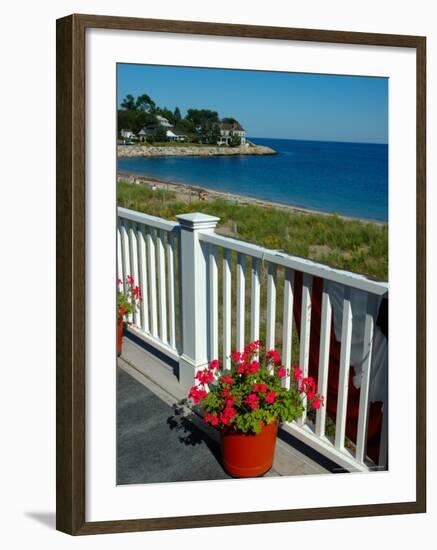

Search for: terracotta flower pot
xmin=117 ymin=317 xmax=124 ymax=356
xmin=221 ymin=420 xmax=278 ymax=478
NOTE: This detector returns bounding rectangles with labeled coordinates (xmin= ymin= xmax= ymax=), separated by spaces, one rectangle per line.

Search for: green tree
xmin=155 ymin=126 xmax=168 ymax=142
xmin=229 ymin=135 xmax=242 ymax=147
xmin=117 ymin=110 xmax=157 ymax=134
xmin=185 ymin=109 xmax=220 ymax=143
xmin=121 ymin=94 xmax=136 ymax=111
xmin=205 ymin=123 xmax=221 ymax=145
xmin=174 ymin=107 xmax=182 ymax=124
xmin=135 ymin=94 xmax=156 ymax=112
xmin=222 ymin=117 xmax=238 ymax=124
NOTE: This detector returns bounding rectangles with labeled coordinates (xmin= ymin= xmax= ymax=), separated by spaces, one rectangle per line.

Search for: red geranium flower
xmin=220 ymin=406 xmax=237 ymax=425
xmin=209 ymin=359 xmax=221 ymax=371
xmin=266 ymin=350 xmax=281 ymax=365
xmin=265 ymin=390 xmax=277 ymax=404
xmin=188 ymin=386 xmax=207 ymax=404
xmin=204 ymin=412 xmax=219 ymax=426
xmin=244 ymin=340 xmax=263 ymax=357
xmin=244 ymin=393 xmax=260 ymax=410
xmin=292 ymin=365 xmax=303 ymax=382
xmin=133 ymin=285 xmax=141 ymax=299
xmin=236 ymin=363 xmax=246 ymax=374
xmin=245 ymin=360 xmax=260 ymax=375
xmin=300 ymin=377 xmax=317 ymax=400
xmin=195 ymin=368 xmax=214 ymax=386
xmin=221 ymin=374 xmax=233 ymax=385
xmin=277 ymin=367 xmax=287 ymax=378
xmin=254 ymin=383 xmax=267 ymax=393
xmin=312 ymin=396 xmax=324 ymax=410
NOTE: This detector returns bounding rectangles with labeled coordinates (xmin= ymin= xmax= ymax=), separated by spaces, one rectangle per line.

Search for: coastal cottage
xmin=120 ymin=129 xmax=136 ymax=139
xmin=217 ymin=121 xmax=247 ymax=146
xmin=166 ymin=129 xmax=187 ymax=142
xmin=120 ymin=130 xmax=137 ymax=145
xmin=137 ymin=127 xmax=157 ymax=142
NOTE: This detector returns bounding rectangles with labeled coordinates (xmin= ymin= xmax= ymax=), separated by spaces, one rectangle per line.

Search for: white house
xmin=217 ymin=121 xmax=247 ymax=146
xmin=156 ymin=115 xmax=173 ymax=128
xmin=166 ymin=129 xmax=187 ymax=142
xmin=120 ymin=129 xmax=136 ymax=139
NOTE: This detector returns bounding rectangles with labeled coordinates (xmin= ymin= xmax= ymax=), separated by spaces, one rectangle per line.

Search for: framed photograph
xmin=56 ymin=14 xmax=426 ymax=535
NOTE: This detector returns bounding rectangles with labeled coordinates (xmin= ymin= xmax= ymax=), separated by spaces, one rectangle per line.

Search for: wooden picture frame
xmin=56 ymin=13 xmax=426 ymax=535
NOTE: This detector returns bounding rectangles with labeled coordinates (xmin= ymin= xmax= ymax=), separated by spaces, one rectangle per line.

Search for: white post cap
xmin=176 ymin=212 xmax=220 ymax=231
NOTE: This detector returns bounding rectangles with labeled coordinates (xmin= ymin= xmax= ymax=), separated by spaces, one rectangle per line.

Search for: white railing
xmin=117 ymin=207 xmax=181 ymax=359
xmin=117 ymin=207 xmax=388 ymax=473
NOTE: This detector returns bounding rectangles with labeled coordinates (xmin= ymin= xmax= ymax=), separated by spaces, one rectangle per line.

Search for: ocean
xmin=117 ymin=138 xmax=388 ymax=222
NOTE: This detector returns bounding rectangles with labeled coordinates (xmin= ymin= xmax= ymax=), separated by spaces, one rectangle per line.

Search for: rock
xmin=117 ymin=144 xmax=277 ymax=158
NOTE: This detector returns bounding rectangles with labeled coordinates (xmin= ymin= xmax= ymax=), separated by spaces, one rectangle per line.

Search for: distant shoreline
xmin=117 ymin=143 xmax=277 ymax=158
xmin=117 ymin=170 xmax=386 ymax=226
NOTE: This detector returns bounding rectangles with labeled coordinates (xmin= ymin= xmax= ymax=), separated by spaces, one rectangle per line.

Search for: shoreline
xmin=117 ymin=171 xmax=386 ymax=226
xmin=117 ymin=143 xmax=277 ymax=158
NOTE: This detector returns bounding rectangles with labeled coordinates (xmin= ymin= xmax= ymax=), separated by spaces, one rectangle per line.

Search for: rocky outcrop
xmin=117 ymin=144 xmax=277 ymax=158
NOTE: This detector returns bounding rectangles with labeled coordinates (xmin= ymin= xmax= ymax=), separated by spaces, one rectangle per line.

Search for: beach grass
xmin=117 ymin=179 xmax=388 ymax=280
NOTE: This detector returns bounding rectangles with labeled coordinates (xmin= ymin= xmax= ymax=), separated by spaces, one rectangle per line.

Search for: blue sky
xmin=117 ymin=64 xmax=388 ymax=144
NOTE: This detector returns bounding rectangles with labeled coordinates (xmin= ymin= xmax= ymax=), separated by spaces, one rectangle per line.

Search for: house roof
xmin=156 ymin=115 xmax=173 ymax=127
xmin=138 ymin=127 xmax=157 ymax=135
xmin=219 ymin=121 xmax=245 ymax=131
xmin=166 ymin=129 xmax=187 ymax=138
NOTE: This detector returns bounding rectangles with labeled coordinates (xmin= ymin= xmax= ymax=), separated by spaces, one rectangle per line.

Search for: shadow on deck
xmin=117 ymin=331 xmax=342 ymax=485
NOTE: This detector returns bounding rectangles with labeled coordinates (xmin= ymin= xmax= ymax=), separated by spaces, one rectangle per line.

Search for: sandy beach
xmin=117 ymin=171 xmax=384 ymax=226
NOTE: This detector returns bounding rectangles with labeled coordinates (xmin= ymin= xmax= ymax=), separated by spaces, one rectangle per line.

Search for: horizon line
xmin=250 ymin=136 xmax=388 ymax=146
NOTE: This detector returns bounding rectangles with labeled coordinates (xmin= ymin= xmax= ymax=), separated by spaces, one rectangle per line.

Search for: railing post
xmin=176 ymin=213 xmax=220 ymax=389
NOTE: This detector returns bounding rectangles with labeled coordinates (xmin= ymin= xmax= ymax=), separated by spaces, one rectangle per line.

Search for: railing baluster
xmin=282 ymin=268 xmax=294 ymax=389
xmin=335 ymin=289 xmax=353 ymax=450
xmin=236 ymin=253 xmax=246 ymax=352
xmin=157 ymin=229 xmax=168 ymax=344
xmin=356 ymin=294 xmax=376 ymax=463
xmin=122 ymin=220 xmax=133 ymax=323
xmin=129 ymin=222 xmax=140 ymax=327
xmin=315 ymin=287 xmax=332 ymax=437
xmin=146 ymin=227 xmax=158 ymax=337
xmin=117 ymin=222 xmax=123 ymax=292
xmin=137 ymin=224 xmax=149 ymax=333
xmin=120 ymin=219 xmax=129 ymax=295
xmin=209 ymin=244 xmax=219 ymax=361
xmin=223 ymin=248 xmax=232 ymax=369
xmin=166 ymin=232 xmax=177 ymax=349
xmin=250 ymin=257 xmax=261 ymax=342
xmin=298 ymin=273 xmax=312 ymax=425
xmin=266 ymin=263 xmax=277 ymax=353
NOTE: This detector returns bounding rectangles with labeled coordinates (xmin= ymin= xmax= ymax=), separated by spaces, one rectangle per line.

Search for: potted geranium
xmin=117 ymin=275 xmax=142 ymax=355
xmin=188 ymin=340 xmax=323 ymax=478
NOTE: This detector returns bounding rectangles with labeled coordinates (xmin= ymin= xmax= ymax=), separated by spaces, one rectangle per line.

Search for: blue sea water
xmin=117 ymin=138 xmax=388 ymax=222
